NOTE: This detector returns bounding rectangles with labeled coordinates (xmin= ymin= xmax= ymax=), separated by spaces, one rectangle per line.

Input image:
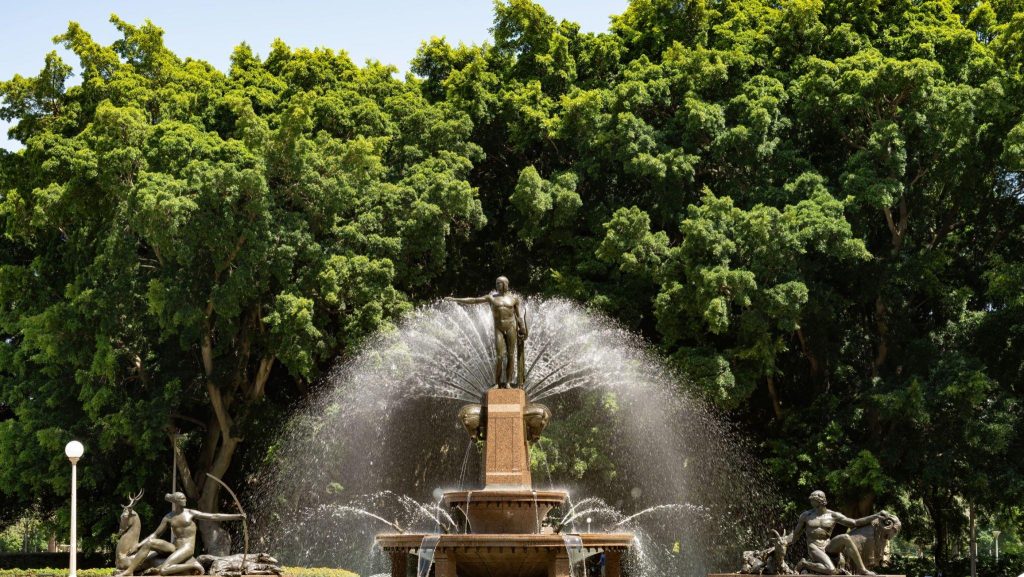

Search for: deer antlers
xmin=124 ymin=489 xmax=144 ymax=509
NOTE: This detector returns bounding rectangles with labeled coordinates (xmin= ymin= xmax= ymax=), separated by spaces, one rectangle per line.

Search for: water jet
xmin=255 ymin=297 xmax=773 ymax=576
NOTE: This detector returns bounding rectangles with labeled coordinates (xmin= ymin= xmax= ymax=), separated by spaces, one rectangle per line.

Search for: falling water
xmin=253 ymin=298 xmax=775 ymax=576
xmin=561 ymin=534 xmax=586 ymax=577
xmin=416 ymin=535 xmax=439 ymax=577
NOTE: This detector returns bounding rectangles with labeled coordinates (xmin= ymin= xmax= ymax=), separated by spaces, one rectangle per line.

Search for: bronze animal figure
xmin=115 ymin=490 xmax=158 ymax=575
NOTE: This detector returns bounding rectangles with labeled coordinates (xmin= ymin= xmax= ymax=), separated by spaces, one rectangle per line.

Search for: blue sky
xmin=1 ymin=0 xmax=629 ymax=151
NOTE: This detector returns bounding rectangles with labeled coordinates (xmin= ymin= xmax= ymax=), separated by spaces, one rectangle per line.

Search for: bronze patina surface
xmin=115 ymin=492 xmax=244 ymax=576
xmin=446 ymin=276 xmax=528 ymax=387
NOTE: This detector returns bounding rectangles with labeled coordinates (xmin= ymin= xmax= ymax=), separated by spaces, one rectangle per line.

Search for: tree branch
xmin=133 ymin=354 xmax=149 ymax=388
xmin=883 ymin=205 xmax=898 ymax=242
xmin=251 ymin=356 xmax=274 ymax=401
xmin=167 ymin=430 xmax=200 ymax=500
xmin=206 ymin=380 xmax=234 ymax=441
xmin=872 ymin=296 xmax=889 ymax=378
xmin=201 ymin=328 xmax=215 ymax=377
xmin=795 ymin=328 xmax=821 ymax=377
xmin=216 ymin=234 xmax=248 ymax=276
xmin=766 ymin=375 xmax=783 ymax=419
xmin=170 ymin=412 xmax=208 ymax=430
xmin=195 ymin=415 xmax=221 ymax=488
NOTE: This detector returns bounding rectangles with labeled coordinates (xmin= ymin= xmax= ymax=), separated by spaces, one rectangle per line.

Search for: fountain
xmin=254 ymin=294 xmax=774 ymax=576
xmin=376 ymin=278 xmax=631 ymax=575
xmin=376 ymin=385 xmax=633 ymax=576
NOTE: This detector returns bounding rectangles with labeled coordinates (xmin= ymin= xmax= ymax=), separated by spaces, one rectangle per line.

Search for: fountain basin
xmin=442 ymin=489 xmax=568 ymax=534
xmin=377 ymin=532 xmax=633 ymax=577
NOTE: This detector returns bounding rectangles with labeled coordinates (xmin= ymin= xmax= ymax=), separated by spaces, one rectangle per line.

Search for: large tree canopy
xmin=0 ymin=17 xmax=484 ymax=547
xmin=2 ymin=0 xmax=1023 ymax=570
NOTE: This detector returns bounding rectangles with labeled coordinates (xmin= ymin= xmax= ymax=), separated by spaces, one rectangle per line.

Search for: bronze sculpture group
xmin=109 ymin=274 xmax=902 ymax=576
xmin=741 ymin=490 xmax=902 ymax=576
xmin=115 ymin=491 xmax=243 ymax=576
xmin=114 ymin=491 xmax=280 ymax=576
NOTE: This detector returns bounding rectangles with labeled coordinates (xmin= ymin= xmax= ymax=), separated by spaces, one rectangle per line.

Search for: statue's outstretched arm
xmin=446 ymin=295 xmax=489 ymax=305
xmin=135 ymin=516 xmax=169 ymax=550
xmin=851 ymin=512 xmax=883 ymax=527
xmin=191 ymin=510 xmax=245 ymax=522
xmin=836 ymin=511 xmax=879 ymax=528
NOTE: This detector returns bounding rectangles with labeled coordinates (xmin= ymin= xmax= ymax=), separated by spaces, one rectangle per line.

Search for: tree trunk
xmin=854 ymin=491 xmax=876 ymax=518
xmin=795 ymin=328 xmax=822 ymax=381
xmin=766 ymin=375 xmax=783 ymax=419
xmin=969 ymin=504 xmax=977 ymax=577
xmin=925 ymin=494 xmax=950 ymax=573
xmin=193 ymin=426 xmax=240 ymax=554
xmin=871 ymin=296 xmax=889 ymax=378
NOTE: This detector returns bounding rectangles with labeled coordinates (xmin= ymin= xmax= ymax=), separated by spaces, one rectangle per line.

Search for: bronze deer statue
xmin=115 ymin=490 xmax=157 ymax=575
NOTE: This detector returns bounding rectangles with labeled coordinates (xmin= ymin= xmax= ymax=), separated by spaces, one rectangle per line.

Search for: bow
xmin=206 ymin=473 xmax=249 ymax=575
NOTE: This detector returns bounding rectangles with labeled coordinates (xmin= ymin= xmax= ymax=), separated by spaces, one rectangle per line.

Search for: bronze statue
xmin=523 ymin=403 xmax=551 ymax=443
xmin=788 ymin=490 xmax=891 ymax=575
xmin=446 ymin=276 xmax=528 ymax=387
xmin=117 ymin=492 xmax=244 ymax=576
xmin=459 ymin=404 xmax=484 ymax=440
xmin=741 ymin=529 xmax=793 ymax=575
xmin=835 ymin=510 xmax=901 ymax=574
xmin=116 ymin=490 xmax=158 ymax=575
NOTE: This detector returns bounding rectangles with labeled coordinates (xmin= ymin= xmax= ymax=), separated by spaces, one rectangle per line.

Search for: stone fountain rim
xmin=441 ymin=488 xmax=568 ymax=505
xmin=375 ymin=532 xmax=634 ymax=551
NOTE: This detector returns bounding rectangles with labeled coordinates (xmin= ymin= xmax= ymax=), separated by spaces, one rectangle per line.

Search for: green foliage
xmin=0 ymin=16 xmax=482 ymax=549
xmin=884 ymin=552 xmax=1024 ymax=577
xmin=0 ymin=570 xmax=116 ymax=577
xmin=3 ymin=0 xmax=1024 ymax=569
xmin=411 ymin=0 xmax=1024 ymax=568
xmin=530 ymin=390 xmax=621 ymax=483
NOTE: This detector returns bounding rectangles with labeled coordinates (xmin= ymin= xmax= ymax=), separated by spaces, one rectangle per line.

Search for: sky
xmin=0 ymin=0 xmax=630 ymax=151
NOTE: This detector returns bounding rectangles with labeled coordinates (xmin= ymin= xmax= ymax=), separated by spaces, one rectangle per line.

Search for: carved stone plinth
xmin=483 ymin=388 xmax=531 ymax=488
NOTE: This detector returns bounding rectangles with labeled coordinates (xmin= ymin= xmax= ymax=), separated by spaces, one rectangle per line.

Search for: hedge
xmin=885 ymin=553 xmax=1024 ymax=577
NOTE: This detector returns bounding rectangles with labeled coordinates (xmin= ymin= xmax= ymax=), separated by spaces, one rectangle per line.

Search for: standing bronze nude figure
xmin=788 ymin=490 xmax=889 ymax=575
xmin=446 ymin=276 xmax=528 ymax=387
xmin=117 ymin=492 xmax=244 ymax=576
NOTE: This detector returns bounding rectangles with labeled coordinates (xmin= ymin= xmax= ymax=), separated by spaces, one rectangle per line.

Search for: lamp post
xmin=993 ymin=530 xmax=1001 ymax=564
xmin=64 ymin=441 xmax=84 ymax=577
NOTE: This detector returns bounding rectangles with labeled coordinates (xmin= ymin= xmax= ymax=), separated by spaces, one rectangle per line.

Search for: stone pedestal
xmin=388 ymin=552 xmax=407 ymax=577
xmin=484 ymin=388 xmax=532 ymax=488
xmin=548 ymin=552 xmax=571 ymax=577
xmin=605 ymin=550 xmax=622 ymax=576
xmin=434 ymin=553 xmax=457 ymax=577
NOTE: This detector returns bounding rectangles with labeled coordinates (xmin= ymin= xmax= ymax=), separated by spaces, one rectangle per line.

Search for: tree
xmin=0 ymin=17 xmax=483 ymax=547
xmin=412 ymin=0 xmax=1024 ymax=569
xmin=3 ymin=1 xmax=1023 ymax=569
